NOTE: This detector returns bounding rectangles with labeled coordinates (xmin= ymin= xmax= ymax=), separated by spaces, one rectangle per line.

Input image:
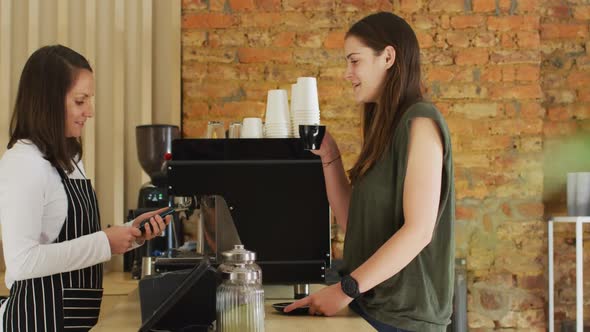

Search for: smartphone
xmin=137 ymin=208 xmax=176 ymax=234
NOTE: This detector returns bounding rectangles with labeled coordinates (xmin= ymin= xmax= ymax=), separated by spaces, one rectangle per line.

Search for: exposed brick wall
xmin=181 ymin=0 xmax=590 ymax=330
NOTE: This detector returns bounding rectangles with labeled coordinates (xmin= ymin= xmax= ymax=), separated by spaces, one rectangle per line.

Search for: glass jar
xmin=216 ymin=245 xmax=264 ymax=332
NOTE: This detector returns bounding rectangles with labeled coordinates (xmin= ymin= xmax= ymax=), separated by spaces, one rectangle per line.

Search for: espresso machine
xmin=137 ymin=138 xmax=330 ymax=330
xmin=125 ymin=124 xmax=180 ymax=277
xmin=159 ymin=138 xmax=331 ymax=285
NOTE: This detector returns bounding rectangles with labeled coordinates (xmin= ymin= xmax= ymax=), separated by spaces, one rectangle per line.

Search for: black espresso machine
xmin=160 ymin=138 xmax=331 ymax=283
xmin=137 ymin=138 xmax=331 ymax=330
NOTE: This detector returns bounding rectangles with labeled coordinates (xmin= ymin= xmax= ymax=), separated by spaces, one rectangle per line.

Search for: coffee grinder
xmin=125 ymin=124 xmax=180 ymax=278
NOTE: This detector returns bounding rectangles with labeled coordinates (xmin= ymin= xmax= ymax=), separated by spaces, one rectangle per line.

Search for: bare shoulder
xmin=409 ymin=117 xmax=443 ymax=145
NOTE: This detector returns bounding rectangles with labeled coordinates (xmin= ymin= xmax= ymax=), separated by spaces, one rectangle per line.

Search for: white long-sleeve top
xmin=0 ymin=140 xmax=113 ymax=289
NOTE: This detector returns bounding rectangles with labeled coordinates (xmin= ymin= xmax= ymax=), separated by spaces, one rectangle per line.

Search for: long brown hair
xmin=346 ymin=12 xmax=423 ymax=183
xmin=8 ymin=45 xmax=92 ymax=173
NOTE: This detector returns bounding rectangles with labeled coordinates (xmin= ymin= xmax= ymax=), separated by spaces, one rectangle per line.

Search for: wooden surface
xmin=92 ymin=288 xmax=375 ymax=331
xmin=0 ymin=271 xmax=139 ymax=320
xmin=0 ymin=272 xmax=138 ymax=297
xmin=0 ymin=273 xmax=373 ymax=331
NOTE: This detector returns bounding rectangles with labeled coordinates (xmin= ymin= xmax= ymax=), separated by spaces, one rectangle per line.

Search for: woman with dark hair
xmin=286 ymin=12 xmax=455 ymax=331
xmin=0 ymin=45 xmax=170 ymax=331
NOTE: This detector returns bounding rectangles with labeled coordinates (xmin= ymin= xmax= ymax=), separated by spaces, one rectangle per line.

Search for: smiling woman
xmin=0 ymin=45 xmax=171 ymax=332
xmin=65 ymin=70 xmax=95 ymax=138
xmin=285 ymin=12 xmax=455 ymax=332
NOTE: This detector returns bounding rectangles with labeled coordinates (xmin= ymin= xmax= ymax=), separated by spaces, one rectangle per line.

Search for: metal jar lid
xmin=221 ymin=269 xmax=260 ymax=282
xmin=221 ymin=244 xmax=256 ymax=264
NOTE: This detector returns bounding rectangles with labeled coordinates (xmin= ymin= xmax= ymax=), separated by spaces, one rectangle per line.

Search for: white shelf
xmin=549 ymin=216 xmax=590 ymax=223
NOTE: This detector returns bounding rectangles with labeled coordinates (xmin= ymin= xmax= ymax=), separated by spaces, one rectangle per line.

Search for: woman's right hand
xmin=311 ymin=131 xmax=340 ymax=161
xmin=103 ymin=226 xmax=141 ymax=255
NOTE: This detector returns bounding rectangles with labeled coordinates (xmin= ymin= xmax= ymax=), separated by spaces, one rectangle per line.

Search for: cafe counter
xmin=92 ymin=284 xmax=374 ymax=331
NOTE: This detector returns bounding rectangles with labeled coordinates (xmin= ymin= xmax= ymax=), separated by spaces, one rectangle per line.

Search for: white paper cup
xmin=295 ymin=77 xmax=320 ymax=112
xmin=241 ymin=117 xmax=263 ymax=138
xmin=265 ymin=89 xmax=290 ymax=125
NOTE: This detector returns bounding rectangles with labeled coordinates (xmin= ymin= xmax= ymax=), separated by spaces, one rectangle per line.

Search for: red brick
xmin=209 ymin=30 xmax=247 ymax=48
xmin=182 ymin=62 xmax=208 ymax=81
xmin=490 ymin=50 xmax=540 ymax=64
xmin=474 ymin=32 xmax=497 ymax=47
xmin=502 ymin=66 xmax=516 ymax=82
xmin=547 ymin=107 xmax=571 ymax=121
xmin=183 ymin=47 xmax=236 ymax=63
xmin=487 ymin=16 xmax=539 ymax=32
xmin=517 ymin=0 xmax=540 ymax=13
xmin=426 ymin=67 xmax=455 ymax=82
xmin=255 ymin=0 xmax=281 ymax=11
xmin=182 ymin=13 xmax=237 ymax=29
xmin=240 ymin=13 xmax=282 ymax=28
xmin=500 ymin=34 xmax=516 ymax=48
xmin=399 ymin=0 xmax=423 ymax=12
xmin=501 ymin=203 xmax=512 ymax=216
xmin=412 ymin=15 xmax=436 ymax=30
xmin=182 ymin=0 xmax=207 ymax=12
xmin=183 ymin=101 xmax=209 ymax=119
xmin=517 ymin=31 xmax=540 ymax=48
xmin=210 ymin=101 xmax=266 ymax=118
xmin=489 ymin=84 xmax=543 ymax=100
xmin=273 ymin=32 xmax=296 ymax=48
xmin=339 ymin=0 xmax=393 ymax=12
xmin=516 ymin=65 xmax=540 ymax=82
xmin=324 ymin=31 xmax=346 ymax=49
xmin=518 ymin=275 xmax=545 ymax=290
xmin=566 ymin=71 xmax=590 ymax=89
xmin=429 ymin=0 xmax=464 ymax=12
xmin=451 ymin=15 xmax=486 ymax=29
xmin=543 ymin=121 xmax=578 ymax=137
xmin=296 ymin=32 xmax=324 ymax=48
xmin=541 ymin=23 xmax=589 ymax=40
xmin=517 ymin=202 xmax=544 ymax=218
xmin=209 ymin=0 xmax=226 ymax=11
xmin=228 ymin=0 xmax=256 ymax=11
xmin=547 ymin=5 xmax=572 ymax=18
xmin=574 ymin=6 xmax=590 ymax=20
xmin=473 ymin=0 xmax=496 ymax=12
xmin=482 ymin=66 xmax=503 ymax=82
xmin=520 ymin=103 xmax=545 ymax=119
xmin=183 ymin=121 xmax=208 ymax=138
xmin=284 ymin=0 xmax=334 ymax=11
xmin=416 ymin=31 xmax=434 ymax=49
xmin=238 ymin=47 xmax=292 ymax=63
xmin=455 ymin=49 xmax=489 ymax=65
xmin=446 ymin=31 xmax=471 ymax=48
xmin=480 ymin=290 xmax=503 ymax=311
xmin=182 ymin=30 xmax=207 ymax=46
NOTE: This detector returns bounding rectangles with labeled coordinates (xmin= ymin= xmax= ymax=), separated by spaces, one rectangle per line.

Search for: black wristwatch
xmin=340 ymin=275 xmax=361 ymax=299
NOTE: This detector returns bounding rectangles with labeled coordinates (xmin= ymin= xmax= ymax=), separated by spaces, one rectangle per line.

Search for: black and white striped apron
xmin=2 ymin=165 xmax=104 ymax=332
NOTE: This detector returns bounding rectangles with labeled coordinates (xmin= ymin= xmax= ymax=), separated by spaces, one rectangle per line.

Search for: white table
xmin=548 ymin=216 xmax=590 ymax=332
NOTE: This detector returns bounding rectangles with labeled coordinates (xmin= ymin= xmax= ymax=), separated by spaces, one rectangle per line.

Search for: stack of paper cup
xmin=291 ymin=77 xmax=321 ymax=138
xmin=264 ymin=89 xmax=291 ymax=138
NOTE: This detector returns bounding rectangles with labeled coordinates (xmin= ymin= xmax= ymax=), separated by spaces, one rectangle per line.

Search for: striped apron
xmin=2 ymin=165 xmax=104 ymax=332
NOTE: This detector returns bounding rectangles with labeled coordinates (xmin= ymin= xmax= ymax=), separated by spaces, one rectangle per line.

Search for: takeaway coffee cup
xmin=299 ymin=124 xmax=326 ymax=150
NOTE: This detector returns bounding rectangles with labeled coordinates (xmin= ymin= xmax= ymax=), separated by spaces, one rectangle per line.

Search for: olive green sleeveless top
xmin=343 ymin=102 xmax=455 ymax=332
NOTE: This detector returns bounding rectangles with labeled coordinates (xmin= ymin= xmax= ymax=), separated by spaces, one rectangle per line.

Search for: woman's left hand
xmin=284 ymin=283 xmax=353 ymax=316
xmin=132 ymin=207 xmax=172 ymax=241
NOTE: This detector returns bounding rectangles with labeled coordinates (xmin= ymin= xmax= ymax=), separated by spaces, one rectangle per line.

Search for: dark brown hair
xmin=8 ymin=45 xmax=92 ymax=173
xmin=346 ymin=12 xmax=423 ymax=183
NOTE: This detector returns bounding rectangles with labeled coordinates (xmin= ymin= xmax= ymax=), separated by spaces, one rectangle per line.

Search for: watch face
xmin=342 ymin=275 xmax=359 ymax=298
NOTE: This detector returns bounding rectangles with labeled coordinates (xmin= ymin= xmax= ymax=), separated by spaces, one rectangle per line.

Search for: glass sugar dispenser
xmin=216 ymin=245 xmax=265 ymax=332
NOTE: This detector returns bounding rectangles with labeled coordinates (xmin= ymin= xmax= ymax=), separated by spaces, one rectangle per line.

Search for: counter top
xmin=0 ymin=272 xmax=138 ymax=297
xmin=93 ymin=288 xmax=374 ymax=331
xmin=1 ymin=273 xmax=373 ymax=331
